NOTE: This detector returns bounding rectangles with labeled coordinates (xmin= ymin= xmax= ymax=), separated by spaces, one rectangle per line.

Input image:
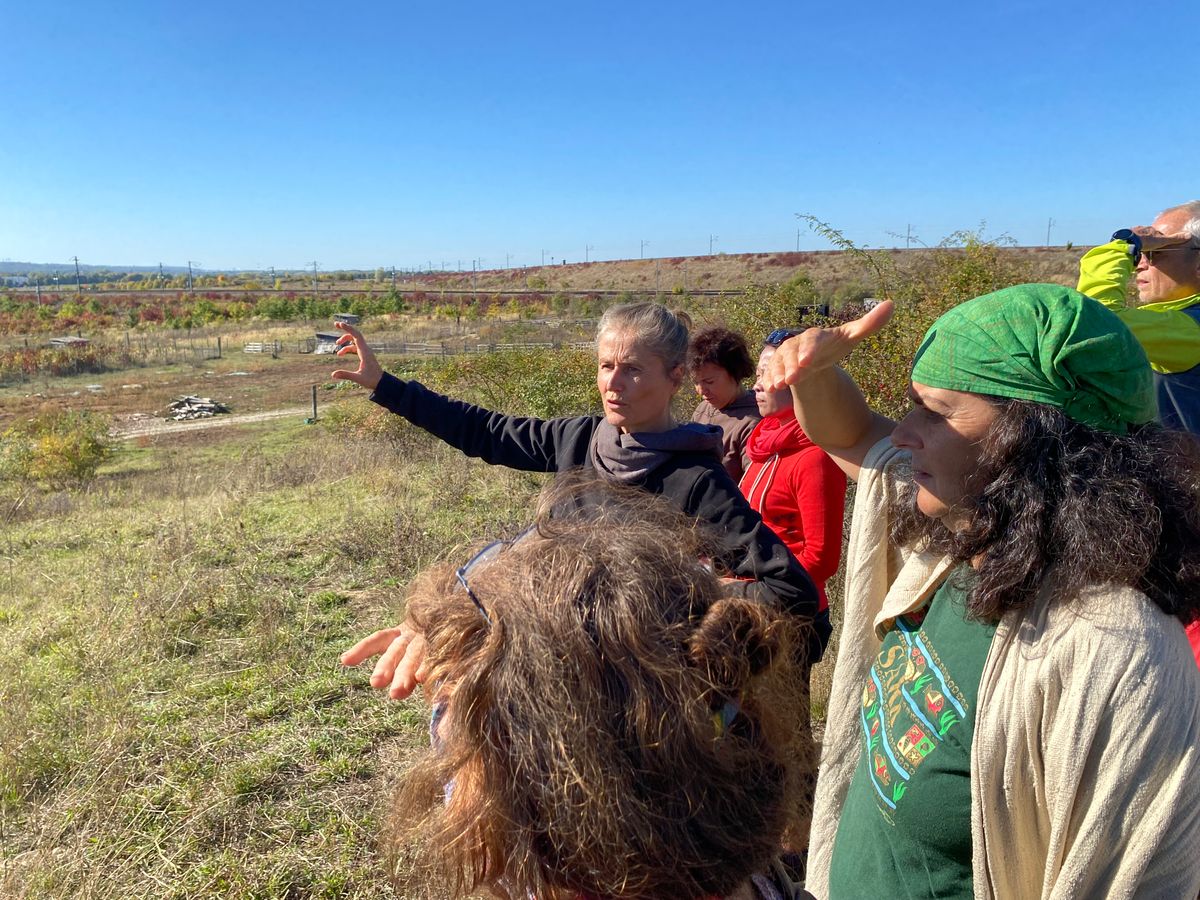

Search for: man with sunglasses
xmin=1077 ymin=200 xmax=1200 ymax=434
xmin=1080 ymin=201 xmax=1200 ymax=669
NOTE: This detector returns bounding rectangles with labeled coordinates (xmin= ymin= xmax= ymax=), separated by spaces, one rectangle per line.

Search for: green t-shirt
xmin=828 ymin=569 xmax=997 ymax=900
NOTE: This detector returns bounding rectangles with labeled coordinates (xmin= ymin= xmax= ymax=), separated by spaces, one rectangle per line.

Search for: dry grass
xmin=0 ymin=418 xmax=546 ymax=898
xmin=2 ymin=387 xmax=847 ymax=898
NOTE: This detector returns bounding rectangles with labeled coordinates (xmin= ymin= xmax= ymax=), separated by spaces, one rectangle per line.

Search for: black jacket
xmin=370 ymin=372 xmax=818 ymax=623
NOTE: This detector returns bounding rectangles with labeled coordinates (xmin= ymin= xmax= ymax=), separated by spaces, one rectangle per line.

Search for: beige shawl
xmin=807 ymin=438 xmax=1200 ymax=899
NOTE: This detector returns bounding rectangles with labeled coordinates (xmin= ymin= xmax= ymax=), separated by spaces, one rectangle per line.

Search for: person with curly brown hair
xmin=385 ymin=479 xmax=816 ymax=900
xmin=766 ymin=284 xmax=1200 ymax=899
xmin=689 ymin=325 xmax=761 ymax=482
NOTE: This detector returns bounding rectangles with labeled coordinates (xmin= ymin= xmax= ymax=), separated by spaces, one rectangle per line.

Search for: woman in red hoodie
xmin=741 ymin=329 xmax=847 ymax=659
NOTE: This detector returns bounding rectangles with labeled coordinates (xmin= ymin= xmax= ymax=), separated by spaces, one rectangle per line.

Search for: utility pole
xmin=311 ymin=261 xmax=319 ymax=294
xmin=585 ymin=244 xmax=594 ymax=263
xmin=796 ymin=229 xmax=800 ymax=252
xmin=505 ymin=253 xmax=512 ymax=269
xmin=187 ymin=261 xmax=197 ymax=292
xmin=641 ymin=239 xmax=649 ymax=259
xmin=541 ymin=249 xmax=546 ymax=267
xmin=1046 ymin=217 xmax=1055 ymax=247
xmin=159 ymin=262 xmax=164 ymax=281
xmin=391 ymin=266 xmax=397 ymax=289
xmin=73 ymin=256 xmax=81 ymax=293
xmin=709 ymin=235 xmax=718 ymax=255
xmin=906 ymin=224 xmax=913 ymax=249
xmin=269 ymin=266 xmax=276 ymax=285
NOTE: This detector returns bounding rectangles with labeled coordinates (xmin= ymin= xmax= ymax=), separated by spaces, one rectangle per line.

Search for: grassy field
xmin=1 ymin=408 xmax=562 ymax=898
xmin=3 ymin=231 xmax=1049 ymax=897
xmin=0 ymin=361 xmax=845 ymax=898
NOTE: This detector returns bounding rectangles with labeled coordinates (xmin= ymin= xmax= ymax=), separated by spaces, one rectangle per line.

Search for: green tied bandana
xmin=910 ymin=284 xmax=1155 ymax=433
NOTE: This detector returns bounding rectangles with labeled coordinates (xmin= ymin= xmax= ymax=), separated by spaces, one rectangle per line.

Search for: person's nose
xmin=892 ymin=410 xmax=922 ymax=450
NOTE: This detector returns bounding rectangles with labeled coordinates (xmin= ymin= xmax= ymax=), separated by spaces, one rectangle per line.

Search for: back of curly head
xmin=387 ymin=477 xmax=812 ymax=899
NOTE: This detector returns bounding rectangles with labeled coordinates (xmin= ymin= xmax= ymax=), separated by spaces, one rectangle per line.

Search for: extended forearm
xmin=790 ymin=365 xmax=893 ymax=451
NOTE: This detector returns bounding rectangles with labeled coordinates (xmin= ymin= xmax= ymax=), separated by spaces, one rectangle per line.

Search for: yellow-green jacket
xmin=1077 ymin=240 xmax=1200 ymax=433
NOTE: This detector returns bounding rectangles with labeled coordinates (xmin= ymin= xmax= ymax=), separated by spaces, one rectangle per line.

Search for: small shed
xmin=314 ymin=331 xmax=341 ymax=354
xmin=333 ymin=313 xmax=360 ymax=326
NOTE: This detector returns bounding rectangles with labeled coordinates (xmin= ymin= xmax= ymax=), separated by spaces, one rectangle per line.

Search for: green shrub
xmin=712 ymin=273 xmax=823 ymax=347
xmin=0 ymin=410 xmax=114 ymax=489
xmin=787 ymin=218 xmax=1035 ymax=419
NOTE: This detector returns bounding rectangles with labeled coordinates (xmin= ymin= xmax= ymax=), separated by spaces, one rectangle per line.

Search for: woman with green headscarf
xmin=764 ymin=284 xmax=1200 ymax=900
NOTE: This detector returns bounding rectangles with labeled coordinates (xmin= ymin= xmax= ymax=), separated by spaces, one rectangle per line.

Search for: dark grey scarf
xmin=589 ymin=419 xmax=722 ymax=484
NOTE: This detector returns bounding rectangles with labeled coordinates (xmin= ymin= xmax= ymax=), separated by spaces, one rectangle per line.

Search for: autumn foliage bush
xmin=0 ymin=344 xmax=129 ymax=385
xmin=704 ymin=222 xmax=1035 ymax=419
xmin=0 ymin=410 xmax=114 ymax=488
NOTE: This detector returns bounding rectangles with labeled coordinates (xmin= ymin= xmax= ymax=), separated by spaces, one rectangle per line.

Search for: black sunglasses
xmin=1140 ymin=246 xmax=1199 ymax=265
xmin=455 ymin=540 xmax=508 ymax=624
xmin=454 ymin=527 xmax=534 ymax=623
xmin=764 ymin=328 xmax=801 ymax=347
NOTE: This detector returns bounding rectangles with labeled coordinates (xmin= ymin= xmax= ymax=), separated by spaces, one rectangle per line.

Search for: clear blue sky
xmin=2 ymin=1 xmax=1196 ymax=271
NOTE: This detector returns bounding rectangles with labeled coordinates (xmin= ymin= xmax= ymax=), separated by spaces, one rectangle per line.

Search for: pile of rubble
xmin=165 ymin=396 xmax=230 ymax=421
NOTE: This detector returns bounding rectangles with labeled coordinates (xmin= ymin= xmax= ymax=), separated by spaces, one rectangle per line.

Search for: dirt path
xmin=112 ymin=405 xmax=312 ymax=439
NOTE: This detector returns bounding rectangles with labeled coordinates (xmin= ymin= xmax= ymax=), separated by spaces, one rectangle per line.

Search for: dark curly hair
xmin=892 ymin=398 xmax=1200 ymax=624
xmin=687 ymin=326 xmax=755 ymax=382
xmin=386 ymin=478 xmax=813 ymax=899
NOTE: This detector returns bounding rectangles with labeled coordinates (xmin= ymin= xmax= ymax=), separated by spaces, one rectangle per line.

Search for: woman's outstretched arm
xmin=331 ymin=322 xmax=594 ymax=472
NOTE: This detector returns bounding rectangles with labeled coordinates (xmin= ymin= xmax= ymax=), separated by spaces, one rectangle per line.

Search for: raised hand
xmin=764 ymin=300 xmax=894 ymax=391
xmin=340 ymin=623 xmax=429 ymax=700
xmin=330 ymin=321 xmax=383 ymax=391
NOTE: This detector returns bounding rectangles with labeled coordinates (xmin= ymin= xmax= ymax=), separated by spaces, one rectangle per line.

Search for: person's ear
xmin=669 ymin=364 xmax=685 ymax=391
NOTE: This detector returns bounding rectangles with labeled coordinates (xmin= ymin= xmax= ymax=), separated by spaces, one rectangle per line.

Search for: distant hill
xmin=1 ymin=247 xmax=1090 ymax=294
xmin=383 ymin=247 xmax=1088 ymax=296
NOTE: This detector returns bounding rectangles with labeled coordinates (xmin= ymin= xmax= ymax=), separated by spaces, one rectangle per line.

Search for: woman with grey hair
xmin=332 ymin=301 xmax=817 ymax=700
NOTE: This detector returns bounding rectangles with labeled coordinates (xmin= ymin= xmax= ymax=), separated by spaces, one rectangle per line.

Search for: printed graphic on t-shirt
xmin=858 ymin=608 xmax=970 ymax=818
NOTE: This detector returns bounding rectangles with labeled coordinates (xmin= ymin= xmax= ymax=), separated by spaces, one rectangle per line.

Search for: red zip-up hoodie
xmin=739 ymin=408 xmax=846 ymax=613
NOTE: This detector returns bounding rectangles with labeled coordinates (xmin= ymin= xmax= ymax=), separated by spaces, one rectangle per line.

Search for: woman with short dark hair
xmin=689 ymin=325 xmax=761 ymax=481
